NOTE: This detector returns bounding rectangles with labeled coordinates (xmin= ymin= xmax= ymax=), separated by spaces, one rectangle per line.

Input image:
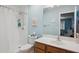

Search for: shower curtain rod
xmin=0 ymin=5 xmax=19 ymax=12
xmin=0 ymin=5 xmax=27 ymax=15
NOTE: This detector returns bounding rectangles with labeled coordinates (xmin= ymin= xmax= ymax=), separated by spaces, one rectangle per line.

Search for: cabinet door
xmin=46 ymin=45 xmax=66 ymax=53
xmin=34 ymin=42 xmax=45 ymax=50
xmin=34 ymin=48 xmax=45 ymax=53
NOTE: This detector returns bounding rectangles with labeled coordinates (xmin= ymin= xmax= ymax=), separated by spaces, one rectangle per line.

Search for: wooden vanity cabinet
xmin=34 ymin=42 xmax=46 ymax=53
xmin=34 ymin=48 xmax=45 ymax=53
xmin=34 ymin=42 xmax=75 ymax=53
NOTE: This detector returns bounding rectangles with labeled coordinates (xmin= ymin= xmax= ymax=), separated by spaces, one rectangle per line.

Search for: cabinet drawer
xmin=35 ymin=42 xmax=45 ymax=50
xmin=34 ymin=48 xmax=45 ymax=53
xmin=65 ymin=50 xmax=75 ymax=53
xmin=46 ymin=46 xmax=66 ymax=53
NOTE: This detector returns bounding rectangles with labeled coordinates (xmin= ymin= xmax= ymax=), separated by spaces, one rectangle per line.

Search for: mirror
xmin=60 ymin=12 xmax=74 ymax=38
xmin=43 ymin=5 xmax=75 ymax=38
xmin=43 ymin=6 xmax=59 ymax=36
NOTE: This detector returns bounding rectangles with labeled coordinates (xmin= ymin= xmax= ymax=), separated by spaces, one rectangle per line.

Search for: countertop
xmin=35 ymin=36 xmax=79 ymax=52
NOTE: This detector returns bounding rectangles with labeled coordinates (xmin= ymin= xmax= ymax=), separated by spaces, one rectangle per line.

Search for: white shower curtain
xmin=0 ymin=6 xmax=20 ymax=52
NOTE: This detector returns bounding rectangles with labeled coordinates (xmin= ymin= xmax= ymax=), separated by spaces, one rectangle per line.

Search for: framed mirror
xmin=76 ymin=5 xmax=79 ymax=38
xmin=43 ymin=5 xmax=76 ymax=39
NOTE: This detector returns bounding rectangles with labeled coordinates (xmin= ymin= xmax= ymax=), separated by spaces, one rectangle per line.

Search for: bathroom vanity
xmin=34 ymin=36 xmax=79 ymax=53
xmin=34 ymin=42 xmax=74 ymax=53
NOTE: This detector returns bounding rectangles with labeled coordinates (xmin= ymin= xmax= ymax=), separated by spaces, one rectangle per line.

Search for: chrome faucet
xmin=57 ymin=35 xmax=61 ymax=41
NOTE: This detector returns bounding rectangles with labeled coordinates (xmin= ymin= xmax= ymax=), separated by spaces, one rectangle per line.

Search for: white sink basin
xmin=50 ymin=40 xmax=64 ymax=45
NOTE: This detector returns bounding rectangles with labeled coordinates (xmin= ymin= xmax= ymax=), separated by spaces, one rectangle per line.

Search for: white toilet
xmin=15 ymin=34 xmax=37 ymax=53
xmin=16 ymin=44 xmax=33 ymax=53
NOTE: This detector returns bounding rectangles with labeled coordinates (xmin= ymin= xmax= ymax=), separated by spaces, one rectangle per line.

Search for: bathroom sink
xmin=40 ymin=37 xmax=57 ymax=41
xmin=38 ymin=37 xmax=75 ymax=46
xmin=40 ymin=37 xmax=63 ymax=45
xmin=50 ymin=40 xmax=64 ymax=45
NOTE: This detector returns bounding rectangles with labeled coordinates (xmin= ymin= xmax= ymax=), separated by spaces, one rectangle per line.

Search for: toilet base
xmin=18 ymin=47 xmax=34 ymax=53
xmin=16 ymin=44 xmax=33 ymax=53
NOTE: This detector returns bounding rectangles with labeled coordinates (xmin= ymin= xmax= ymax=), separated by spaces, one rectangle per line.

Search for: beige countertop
xmin=35 ymin=36 xmax=79 ymax=52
